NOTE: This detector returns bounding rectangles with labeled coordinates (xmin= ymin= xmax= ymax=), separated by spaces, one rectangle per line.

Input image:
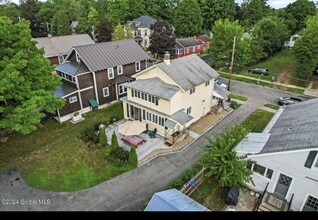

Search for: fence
xmin=180 ymin=167 xmax=206 ymax=196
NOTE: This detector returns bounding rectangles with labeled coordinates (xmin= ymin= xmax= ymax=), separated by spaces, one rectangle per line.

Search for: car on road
xmin=247 ymin=67 xmax=269 ymax=75
xmin=278 ymin=97 xmax=302 ymax=105
xmin=215 ymin=79 xmax=227 ymax=89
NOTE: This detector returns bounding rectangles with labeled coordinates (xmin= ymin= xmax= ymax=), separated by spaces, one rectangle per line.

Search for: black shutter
xmin=304 ymin=151 xmax=318 ymax=168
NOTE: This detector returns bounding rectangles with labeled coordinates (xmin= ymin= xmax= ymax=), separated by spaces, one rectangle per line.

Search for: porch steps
xmin=258 ymin=192 xmax=289 ymax=212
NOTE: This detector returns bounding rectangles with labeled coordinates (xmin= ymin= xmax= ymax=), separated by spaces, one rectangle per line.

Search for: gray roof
xmin=157 ymin=54 xmax=219 ymax=91
xmin=214 ymin=85 xmax=231 ymax=98
xmin=54 ymin=83 xmax=77 ymax=98
xmin=123 ymin=77 xmax=180 ymax=100
xmin=170 ymin=109 xmax=193 ymax=125
xmin=165 ymin=119 xmax=177 ymax=129
xmin=235 ymin=133 xmax=271 ymax=155
xmin=127 ymin=15 xmax=157 ymax=29
xmin=56 ymin=61 xmax=89 ymax=76
xmin=74 ymin=39 xmax=151 ymax=72
xmin=198 ymin=34 xmax=211 ymax=42
xmin=176 ymin=37 xmax=204 ymax=48
xmin=261 ymin=98 xmax=318 ymax=154
xmin=33 ymin=34 xmax=95 ymax=58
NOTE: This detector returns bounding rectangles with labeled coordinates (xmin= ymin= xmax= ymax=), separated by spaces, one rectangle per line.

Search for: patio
xmin=105 ymin=120 xmax=168 ymax=161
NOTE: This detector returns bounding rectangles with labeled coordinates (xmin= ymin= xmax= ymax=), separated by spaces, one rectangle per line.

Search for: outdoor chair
xmin=149 ymin=128 xmax=157 ymax=138
xmin=143 ymin=124 xmax=149 ymax=134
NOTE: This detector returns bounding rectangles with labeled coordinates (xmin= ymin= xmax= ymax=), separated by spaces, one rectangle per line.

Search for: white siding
xmin=247 ymin=150 xmax=318 ymax=211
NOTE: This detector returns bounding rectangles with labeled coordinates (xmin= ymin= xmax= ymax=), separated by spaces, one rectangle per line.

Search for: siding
xmin=77 ymin=73 xmax=93 ymax=89
xmin=49 ymin=56 xmax=59 ymax=65
xmin=135 ymin=67 xmax=177 ymax=86
xmin=80 ymin=88 xmax=95 ymax=108
xmin=248 ymin=151 xmax=318 ymax=211
xmin=58 ymin=93 xmax=81 ymax=117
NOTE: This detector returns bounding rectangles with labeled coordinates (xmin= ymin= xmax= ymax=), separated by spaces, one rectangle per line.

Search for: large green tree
xmin=0 ymin=16 xmax=64 ymax=134
xmin=293 ymin=13 xmax=318 ymax=86
xmin=56 ymin=9 xmax=70 ymax=35
xmin=0 ymin=3 xmax=20 ymax=23
xmin=174 ymin=0 xmax=202 ymax=37
xmin=241 ymin=0 xmax=271 ymax=29
xmin=283 ymin=0 xmax=317 ymax=34
xmin=96 ymin=19 xmax=113 ymax=42
xmin=112 ymin=23 xmax=133 ymax=41
xmin=106 ymin=0 xmax=129 ymax=27
xmin=199 ymin=0 xmax=236 ymax=31
xmin=149 ymin=20 xmax=176 ymax=56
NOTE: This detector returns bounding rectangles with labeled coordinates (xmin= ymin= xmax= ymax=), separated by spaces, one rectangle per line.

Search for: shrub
xmin=111 ymin=131 xmax=119 ymax=149
xmin=168 ymin=165 xmax=202 ymax=189
xmin=99 ymin=129 xmax=107 ymax=146
xmin=230 ymin=101 xmax=241 ymax=109
xmin=108 ymin=147 xmax=129 ymax=166
xmin=128 ymin=147 xmax=138 ymax=167
xmin=79 ymin=127 xmax=98 ymax=144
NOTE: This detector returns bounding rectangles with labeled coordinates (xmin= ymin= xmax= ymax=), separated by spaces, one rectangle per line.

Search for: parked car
xmin=278 ymin=97 xmax=302 ymax=105
xmin=215 ymin=79 xmax=227 ymax=89
xmin=247 ymin=67 xmax=269 ymax=75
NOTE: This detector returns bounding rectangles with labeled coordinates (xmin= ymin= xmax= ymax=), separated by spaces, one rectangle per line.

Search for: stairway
xmin=258 ymin=192 xmax=289 ymax=211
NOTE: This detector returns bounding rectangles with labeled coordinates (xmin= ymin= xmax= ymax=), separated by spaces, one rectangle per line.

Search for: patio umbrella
xmin=118 ymin=121 xmax=146 ymax=136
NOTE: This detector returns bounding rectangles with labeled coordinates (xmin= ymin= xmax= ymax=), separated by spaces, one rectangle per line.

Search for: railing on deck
xmin=256 ymin=182 xmax=269 ymax=211
xmin=287 ymin=193 xmax=294 ymax=211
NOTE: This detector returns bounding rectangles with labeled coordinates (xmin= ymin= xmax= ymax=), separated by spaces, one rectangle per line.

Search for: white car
xmin=215 ymin=80 xmax=227 ymax=89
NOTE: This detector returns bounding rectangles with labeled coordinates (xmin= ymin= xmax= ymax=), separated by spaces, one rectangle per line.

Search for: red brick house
xmin=195 ymin=34 xmax=212 ymax=49
xmin=174 ymin=37 xmax=204 ymax=58
xmin=54 ymin=39 xmax=151 ymax=123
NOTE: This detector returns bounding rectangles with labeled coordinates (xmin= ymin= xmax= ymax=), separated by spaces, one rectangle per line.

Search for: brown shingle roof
xmin=176 ymin=37 xmax=204 ymax=48
xmin=74 ymin=39 xmax=151 ymax=72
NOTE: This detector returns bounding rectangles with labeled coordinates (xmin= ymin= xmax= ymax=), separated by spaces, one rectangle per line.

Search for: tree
xmin=124 ymin=24 xmax=133 ymax=39
xmin=96 ymin=19 xmax=113 ymax=42
xmin=112 ymin=23 xmax=125 ymax=41
xmin=106 ymin=0 xmax=129 ymax=27
xmin=174 ymin=0 xmax=202 ymax=37
xmin=241 ymin=0 xmax=271 ymax=29
xmin=111 ymin=131 xmax=119 ymax=149
xmin=128 ymin=147 xmax=138 ymax=167
xmin=99 ymin=128 xmax=107 ymax=146
xmin=253 ymin=16 xmax=289 ymax=58
xmin=149 ymin=20 xmax=176 ymax=56
xmin=56 ymin=10 xmax=70 ymax=36
xmin=75 ymin=16 xmax=91 ymax=35
xmin=0 ymin=3 xmax=20 ymax=23
xmin=0 ymin=16 xmax=64 ymax=134
xmin=127 ymin=0 xmax=146 ymax=21
xmin=283 ymin=0 xmax=317 ymax=34
xmin=200 ymin=125 xmax=253 ymax=187
xmin=199 ymin=0 xmax=236 ymax=31
xmin=87 ymin=6 xmax=98 ymax=27
xmin=293 ymin=13 xmax=318 ymax=86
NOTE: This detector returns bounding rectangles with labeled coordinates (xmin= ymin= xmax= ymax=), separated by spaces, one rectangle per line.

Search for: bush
xmin=111 ymin=131 xmax=119 ymax=149
xmin=128 ymin=147 xmax=138 ymax=167
xmin=168 ymin=165 xmax=202 ymax=189
xmin=89 ymin=143 xmax=103 ymax=149
xmin=99 ymin=129 xmax=107 ymax=146
xmin=230 ymin=101 xmax=241 ymax=109
xmin=108 ymin=147 xmax=129 ymax=166
xmin=79 ymin=127 xmax=98 ymax=144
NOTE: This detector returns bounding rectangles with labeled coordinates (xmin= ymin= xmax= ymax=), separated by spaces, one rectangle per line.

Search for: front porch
xmin=257 ymin=192 xmax=290 ymax=211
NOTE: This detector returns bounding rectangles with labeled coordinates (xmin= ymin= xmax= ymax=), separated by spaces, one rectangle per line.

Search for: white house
xmin=235 ymin=99 xmax=318 ymax=211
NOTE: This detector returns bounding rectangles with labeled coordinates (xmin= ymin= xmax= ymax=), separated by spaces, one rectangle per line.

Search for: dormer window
xmin=76 ymin=52 xmax=80 ymax=62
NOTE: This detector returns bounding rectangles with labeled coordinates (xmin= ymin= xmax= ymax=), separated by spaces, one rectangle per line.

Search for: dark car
xmin=247 ymin=67 xmax=269 ymax=75
xmin=278 ymin=97 xmax=302 ymax=105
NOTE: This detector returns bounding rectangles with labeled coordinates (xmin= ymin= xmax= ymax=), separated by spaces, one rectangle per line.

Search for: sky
xmin=7 ymin=0 xmax=317 ymax=9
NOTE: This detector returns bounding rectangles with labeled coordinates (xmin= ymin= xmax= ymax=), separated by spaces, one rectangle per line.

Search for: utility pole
xmin=228 ymin=36 xmax=236 ymax=91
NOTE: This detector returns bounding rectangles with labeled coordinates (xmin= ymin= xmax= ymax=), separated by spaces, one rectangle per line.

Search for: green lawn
xmin=243 ymin=109 xmax=274 ymax=132
xmin=228 ymin=93 xmax=248 ymax=101
xmin=0 ymin=102 xmax=133 ymax=192
xmin=264 ymin=103 xmax=280 ymax=110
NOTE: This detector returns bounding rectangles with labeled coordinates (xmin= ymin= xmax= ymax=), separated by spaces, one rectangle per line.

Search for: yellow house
xmin=121 ymin=54 xmax=219 ymax=144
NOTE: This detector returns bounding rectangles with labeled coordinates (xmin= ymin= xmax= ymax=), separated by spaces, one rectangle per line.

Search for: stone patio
xmin=105 ymin=120 xmax=168 ymax=161
xmin=223 ymin=188 xmax=257 ymax=211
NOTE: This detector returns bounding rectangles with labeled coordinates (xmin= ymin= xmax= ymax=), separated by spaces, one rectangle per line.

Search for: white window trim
xmin=58 ymin=55 xmax=64 ymax=64
xmin=135 ymin=61 xmax=141 ymax=72
xmin=69 ymin=96 xmax=77 ymax=103
xmin=301 ymin=194 xmax=318 ymax=211
xmin=117 ymin=65 xmax=123 ymax=75
xmin=108 ymin=68 xmax=114 ymax=79
xmin=76 ymin=53 xmax=80 ymax=62
xmin=118 ymin=84 xmax=127 ymax=95
xmin=103 ymin=87 xmax=109 ymax=97
xmin=250 ymin=164 xmax=273 ymax=180
xmin=313 ymin=153 xmax=318 ymax=169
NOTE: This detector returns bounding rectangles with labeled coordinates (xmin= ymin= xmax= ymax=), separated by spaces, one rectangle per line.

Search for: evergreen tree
xmin=99 ymin=128 xmax=107 ymax=146
xmin=56 ymin=10 xmax=70 ymax=35
xmin=111 ymin=131 xmax=119 ymax=149
xmin=128 ymin=147 xmax=138 ymax=167
xmin=96 ymin=19 xmax=113 ymax=42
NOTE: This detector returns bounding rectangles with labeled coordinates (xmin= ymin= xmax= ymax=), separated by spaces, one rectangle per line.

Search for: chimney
xmin=164 ymin=52 xmax=170 ymax=65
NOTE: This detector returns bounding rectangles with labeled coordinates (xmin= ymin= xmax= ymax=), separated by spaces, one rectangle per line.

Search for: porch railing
xmin=256 ymin=182 xmax=269 ymax=211
xmin=287 ymin=193 xmax=294 ymax=211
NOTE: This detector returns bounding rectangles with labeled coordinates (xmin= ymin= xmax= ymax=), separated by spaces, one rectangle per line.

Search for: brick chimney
xmin=164 ymin=52 xmax=170 ymax=65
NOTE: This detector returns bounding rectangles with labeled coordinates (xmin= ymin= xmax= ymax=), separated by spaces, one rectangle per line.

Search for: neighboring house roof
xmin=56 ymin=61 xmax=89 ymax=76
xmin=54 ymin=83 xmax=77 ymax=98
xmin=126 ymin=15 xmax=157 ymax=30
xmin=176 ymin=37 xmax=204 ymax=48
xmin=214 ymin=85 xmax=231 ymax=98
xmin=235 ymin=133 xmax=271 ymax=155
xmin=170 ymin=109 xmax=193 ymax=125
xmin=156 ymin=54 xmax=219 ymax=91
xmin=198 ymin=34 xmax=211 ymax=42
xmin=123 ymin=77 xmax=181 ymax=100
xmin=261 ymin=98 xmax=318 ymax=154
xmin=33 ymin=34 xmax=95 ymax=58
xmin=74 ymin=39 xmax=151 ymax=72
xmin=145 ymin=188 xmax=210 ymax=211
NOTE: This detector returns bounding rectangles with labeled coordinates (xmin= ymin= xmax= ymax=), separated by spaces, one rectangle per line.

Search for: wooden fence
xmin=180 ymin=167 xmax=206 ymax=196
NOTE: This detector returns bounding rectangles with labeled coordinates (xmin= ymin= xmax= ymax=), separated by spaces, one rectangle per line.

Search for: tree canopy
xmin=96 ymin=19 xmax=113 ymax=42
xmin=241 ymin=0 xmax=271 ymax=29
xmin=0 ymin=16 xmax=64 ymax=134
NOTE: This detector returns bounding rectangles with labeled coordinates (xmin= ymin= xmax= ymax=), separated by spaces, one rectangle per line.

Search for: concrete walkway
xmin=0 ymin=105 xmax=255 ymax=211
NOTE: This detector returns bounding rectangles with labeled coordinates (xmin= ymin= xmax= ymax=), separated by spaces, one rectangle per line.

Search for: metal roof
xmin=145 ymin=188 xmax=210 ymax=211
xmin=198 ymin=34 xmax=211 ymax=42
xmin=33 ymin=34 xmax=95 ymax=58
xmin=170 ymin=109 xmax=193 ymax=125
xmin=122 ymin=77 xmax=181 ymax=100
xmin=156 ymin=54 xmax=219 ymax=91
xmin=234 ymin=133 xmax=271 ymax=155
xmin=74 ymin=39 xmax=151 ymax=72
xmin=56 ymin=61 xmax=89 ymax=76
xmin=213 ymin=86 xmax=231 ymax=98
xmin=54 ymin=83 xmax=77 ymax=98
xmin=176 ymin=37 xmax=204 ymax=48
xmin=112 ymin=75 xmax=133 ymax=85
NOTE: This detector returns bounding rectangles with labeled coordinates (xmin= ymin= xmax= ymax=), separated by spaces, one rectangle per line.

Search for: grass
xmin=220 ymin=72 xmax=274 ymax=88
xmin=264 ymin=103 xmax=280 ymax=110
xmin=287 ymin=87 xmax=305 ymax=94
xmin=242 ymin=109 xmax=274 ymax=132
xmin=228 ymin=93 xmax=248 ymax=101
xmin=0 ymin=102 xmax=134 ymax=192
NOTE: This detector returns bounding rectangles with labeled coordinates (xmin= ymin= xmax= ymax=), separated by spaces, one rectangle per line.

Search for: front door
xmin=274 ymin=173 xmax=293 ymax=198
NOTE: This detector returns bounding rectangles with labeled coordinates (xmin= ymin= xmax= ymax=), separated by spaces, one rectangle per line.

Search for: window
xmin=304 ymin=196 xmax=318 ymax=211
xmin=108 ymin=68 xmax=114 ymax=79
xmin=205 ymin=81 xmax=210 ymax=86
xmin=144 ymin=39 xmax=148 ymax=47
xmin=103 ymin=87 xmax=109 ymax=97
xmin=118 ymin=85 xmax=127 ymax=95
xmin=315 ymin=158 xmax=318 ymax=168
xmin=193 ymin=46 xmax=195 ymax=52
xmin=145 ymin=30 xmax=147 ymax=36
xmin=132 ymin=89 xmax=134 ymax=97
xmin=186 ymin=107 xmax=192 ymax=114
xmin=249 ymin=163 xmax=273 ymax=179
xmin=117 ymin=65 xmax=123 ymax=75
xmin=176 ymin=48 xmax=183 ymax=54
xmin=190 ymin=87 xmax=196 ymax=94
xmin=69 ymin=96 xmax=77 ymax=103
xmin=58 ymin=55 xmax=64 ymax=64
xmin=76 ymin=53 xmax=80 ymax=62
xmin=265 ymin=169 xmax=273 ymax=179
xmin=253 ymin=164 xmax=266 ymax=176
xmin=135 ymin=61 xmax=141 ymax=72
